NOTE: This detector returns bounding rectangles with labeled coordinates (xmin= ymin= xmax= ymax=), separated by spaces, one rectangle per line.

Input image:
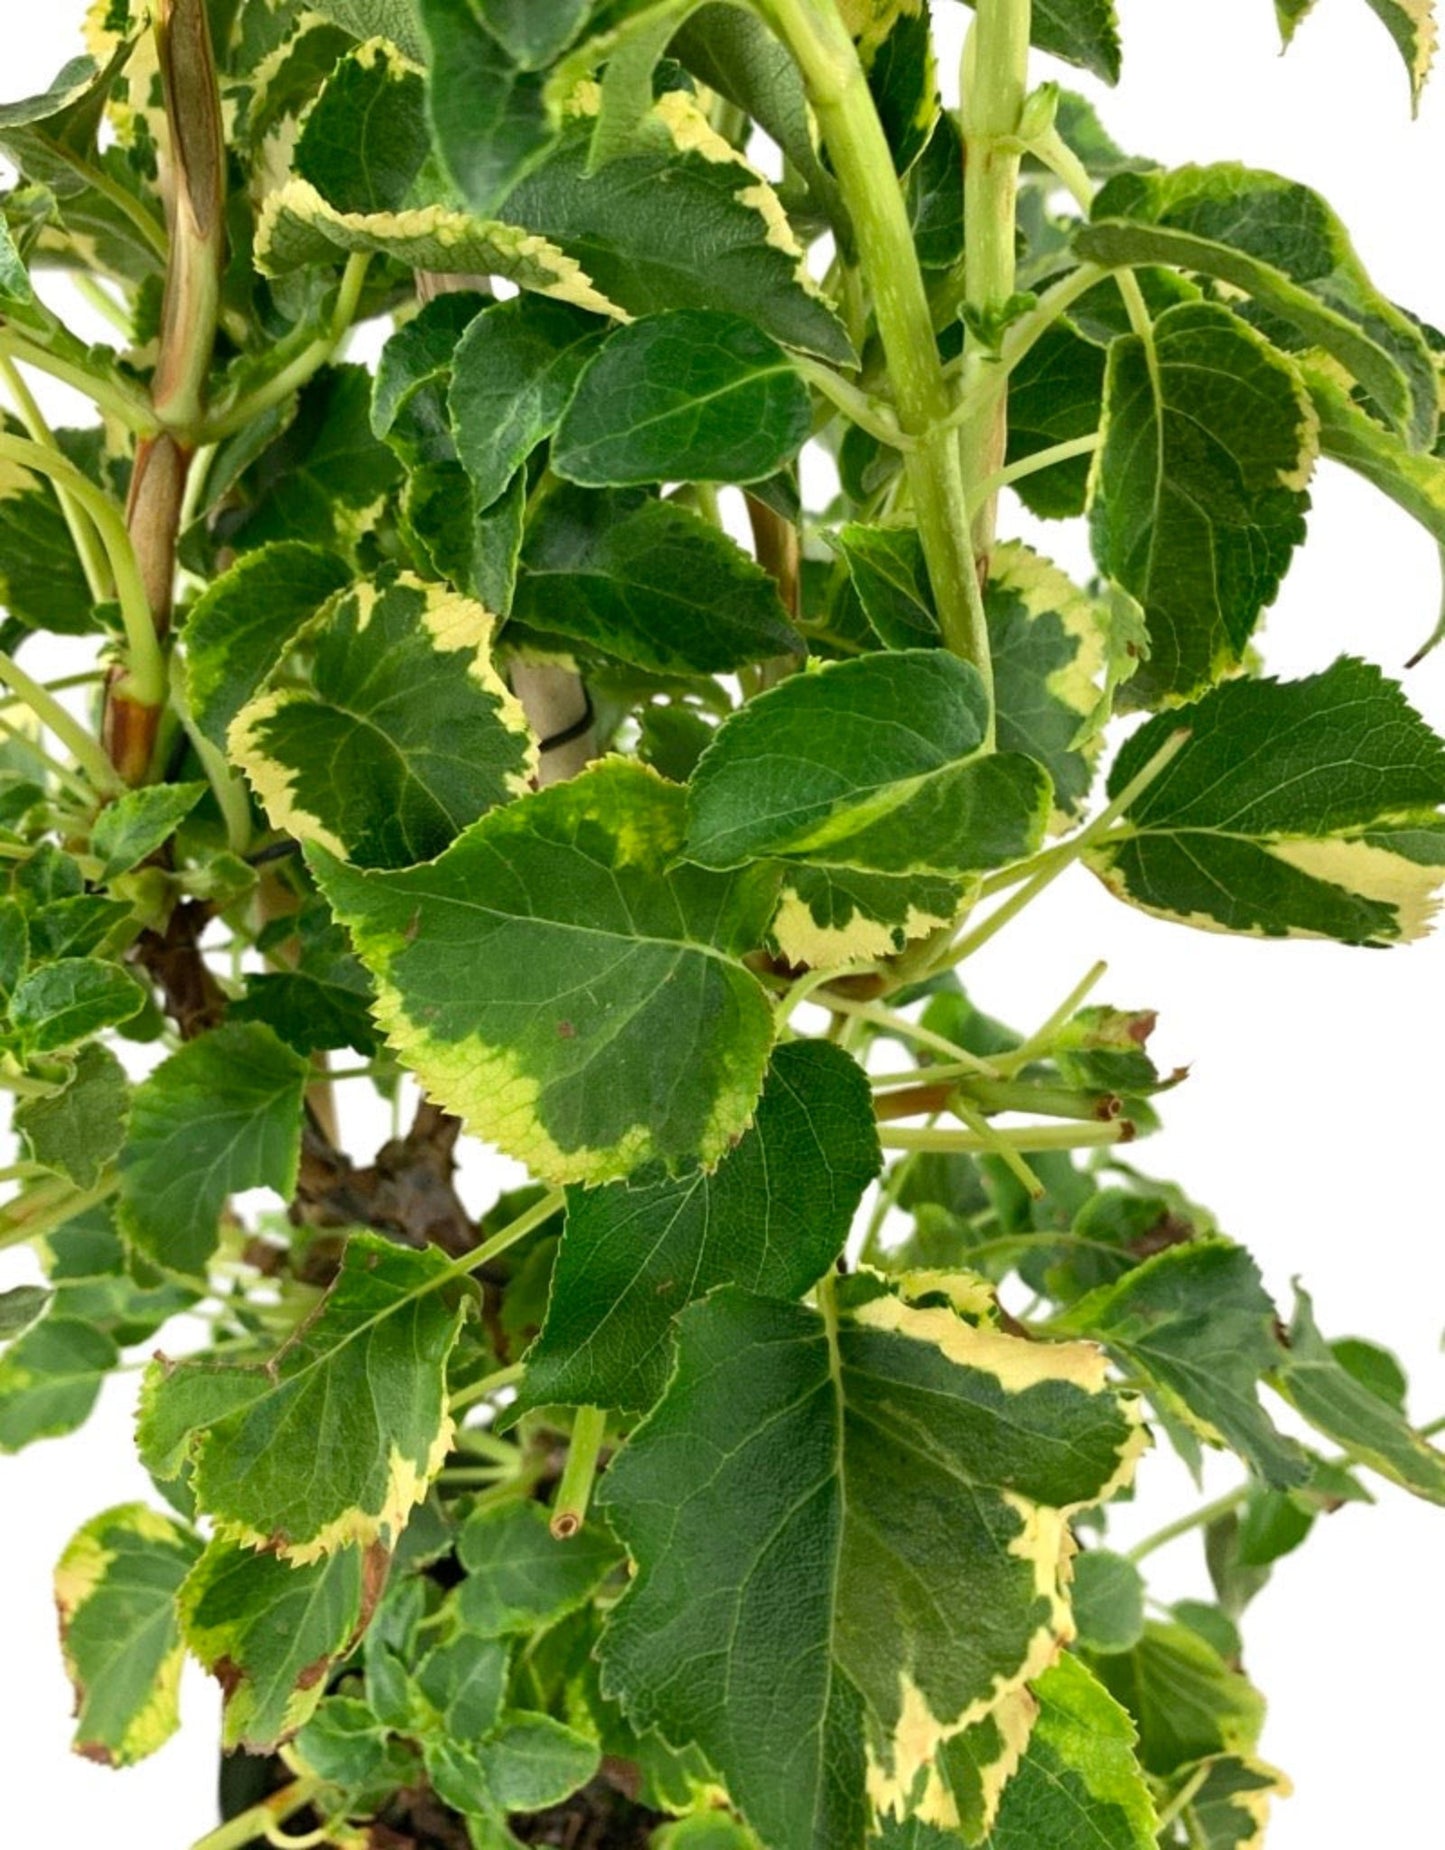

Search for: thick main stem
xmin=958 ymin=0 xmax=1032 ymax=570
xmin=103 ymin=0 xmax=225 ymax=786
xmin=766 ymin=0 xmax=990 ymax=688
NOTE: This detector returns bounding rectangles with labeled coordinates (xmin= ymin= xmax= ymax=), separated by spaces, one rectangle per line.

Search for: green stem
xmin=0 ymin=356 xmax=113 ymax=601
xmin=187 ymin=1778 xmax=325 ymax=1850
xmin=972 ymin=430 xmax=1101 ymax=504
xmin=0 ymin=1174 xmax=120 ymax=1252
xmin=1127 ymin=1485 xmax=1247 ymax=1564
xmin=961 ymin=1077 xmax=1123 ymax=1122
xmin=0 ymin=650 xmax=122 ymax=794
xmin=880 ymin=1121 xmax=1133 ymax=1154
xmin=990 ymin=959 xmax=1108 ymax=1075
xmin=942 ymin=726 xmax=1191 ymax=968
xmin=0 ymin=329 xmax=157 ymax=433
xmin=1418 ymin=1413 xmax=1445 ymax=1440
xmin=462 ymin=1187 xmax=565 ymax=1274
xmin=1155 ymin=1763 xmax=1213 ymax=1836
xmin=951 ymin=1095 xmax=1044 ymax=1197
xmin=0 ymin=713 xmax=99 ymax=804
xmin=202 ymin=253 xmax=370 ymax=441
xmin=794 ymin=988 xmax=1003 ymax=1076
xmin=0 ymin=435 xmax=164 ymax=706
xmin=793 ymin=356 xmax=908 ymax=446
xmin=957 ymin=0 xmax=1033 ymax=561
xmin=551 ymin=1404 xmax=608 ymax=1540
xmin=765 ymin=0 xmax=989 ymax=684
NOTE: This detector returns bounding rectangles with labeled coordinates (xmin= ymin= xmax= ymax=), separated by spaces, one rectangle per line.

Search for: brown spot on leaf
xmin=75 ymin=1740 xmax=116 ymax=1766
xmin=556 ymin=1019 xmax=576 ymax=1039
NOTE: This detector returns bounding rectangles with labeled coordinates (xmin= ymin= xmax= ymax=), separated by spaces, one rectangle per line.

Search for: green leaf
xmin=769 ymin=866 xmax=966 ymax=969
xmin=0 ymin=1284 xmax=50 ymax=1340
xmin=231 ymin=571 xmax=536 ymax=869
xmin=1070 ymin=1549 xmax=1146 ymax=1655
xmin=183 ymin=543 xmax=353 ymax=748
xmin=213 ymin=368 xmax=403 ymax=558
xmin=419 ymin=0 xmax=558 ymax=220
xmin=310 ymin=0 xmax=428 ymax=60
xmin=1004 ymin=319 xmax=1106 ymax=520
xmin=499 ymin=89 xmax=853 ymax=363
xmin=91 ymin=784 xmax=206 ymax=880
xmin=1271 ymin=1285 xmax=1445 ymax=1503
xmin=413 ymin=1631 xmax=510 ymax=1735
xmin=232 ymin=902 xmax=378 ymax=1056
xmin=845 ymin=0 xmax=939 ymax=176
xmin=296 ymin=37 xmax=431 ymax=215
xmin=515 ymin=486 xmax=804 ymax=673
xmin=15 ymin=1042 xmax=130 ymax=1189
xmin=180 ymin=1535 xmax=380 ymax=1751
xmin=426 ymin=1710 xmax=600 ymax=1817
xmin=1084 ymin=658 xmax=1445 ymax=943
xmin=455 ymin=1500 xmax=620 ymax=1635
xmin=8 ymin=958 xmax=144 ymax=1053
xmin=1056 ymin=1241 xmax=1306 ymax=1489
xmin=947 ymin=0 xmax=1121 ymax=82
xmin=685 ymin=651 xmax=1051 ymax=876
xmin=54 ymin=1504 xmax=201 ymax=1767
xmin=0 ymin=444 xmax=98 ymax=637
xmin=599 ymin=1279 xmax=1144 ymax=1850
xmin=479 ymin=0 xmax=591 ymax=67
xmin=293 ymin=1695 xmax=400 ymax=1796
xmin=836 ymin=522 xmax=936 ymax=647
xmin=139 ymin=1232 xmax=465 ymax=1561
xmin=553 ymin=310 xmax=813 ymax=488
xmin=1090 ymin=1622 xmax=1264 ymax=1778
xmin=449 ymin=294 xmax=606 ymax=508
xmin=514 ymin=1041 xmax=880 ymax=1415
xmin=907 ymin=107 xmax=964 ymax=268
xmin=0 ymin=1317 xmax=117 ymax=1451
xmin=118 ymin=1022 xmax=312 ymax=1277
xmin=1077 ymin=163 xmax=1437 ymax=448
xmin=1174 ymin=1753 xmax=1292 ymax=1849
xmin=373 ymin=289 xmax=486 ymax=463
xmin=980 ymin=1653 xmax=1157 ymax=1847
xmin=986 ymin=543 xmax=1109 ymax=821
xmin=1279 ymin=0 xmax=1438 ymax=109
xmin=253 ymin=181 xmax=617 ymax=315
xmin=1087 ymin=300 xmax=1314 ymax=704
xmin=312 ymin=761 xmax=779 ymax=1184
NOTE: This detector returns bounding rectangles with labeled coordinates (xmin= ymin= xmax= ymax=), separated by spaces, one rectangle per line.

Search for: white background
xmin=2 ymin=0 xmax=1444 ymax=1842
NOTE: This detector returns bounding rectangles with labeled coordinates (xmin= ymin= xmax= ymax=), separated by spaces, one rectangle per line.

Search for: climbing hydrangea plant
xmin=2 ymin=0 xmax=1444 ymax=1844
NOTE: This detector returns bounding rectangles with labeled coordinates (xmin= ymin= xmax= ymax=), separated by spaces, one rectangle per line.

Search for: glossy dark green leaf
xmin=118 ymin=1022 xmax=311 ymax=1277
xmin=1056 ymin=1241 xmax=1306 ymax=1488
xmin=685 ymin=650 xmax=1051 ymax=876
xmin=500 ymin=92 xmax=853 ymax=362
xmin=373 ymin=290 xmax=487 ymax=465
xmin=312 ymin=760 xmax=779 ymax=1185
xmin=516 ymin=486 xmax=803 ymax=673
xmin=232 ymin=901 xmax=378 ymax=1056
xmin=232 ymin=571 xmax=536 ymax=868
xmin=15 ymin=1043 xmax=129 ymax=1189
xmin=0 ymin=436 xmax=99 ymax=636
xmin=140 ymin=1232 xmax=465 ymax=1560
xmin=600 ymin=1280 xmax=1143 ymax=1849
xmin=1088 ymin=300 xmax=1314 ymax=704
xmin=553 ymin=311 xmax=812 ymax=488
xmin=184 ymin=542 xmax=352 ymax=748
xmin=836 ymin=522 xmax=935 ymax=647
xmin=907 ymin=108 xmax=964 ymax=267
xmin=449 ymin=295 xmax=606 ymax=508
xmin=1086 ymin=658 xmax=1445 ymax=943
xmin=1078 ymin=163 xmax=1437 ymax=447
xmin=295 ymin=38 xmax=430 ymax=214
xmin=853 ymin=0 xmax=939 ymax=176
xmin=419 ymin=0 xmax=558 ymax=221
xmin=1005 ymin=319 xmax=1105 ymax=519
xmin=54 ymin=1503 xmax=201 ymax=1767
xmin=514 ymin=1041 xmax=879 ymax=1414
